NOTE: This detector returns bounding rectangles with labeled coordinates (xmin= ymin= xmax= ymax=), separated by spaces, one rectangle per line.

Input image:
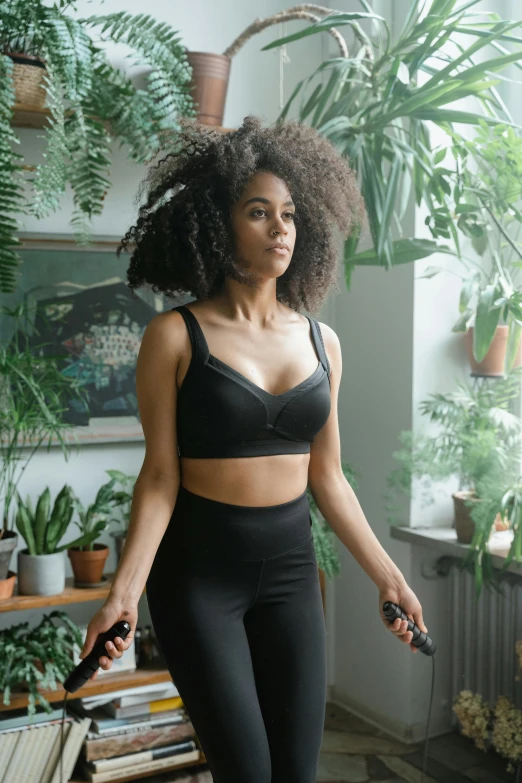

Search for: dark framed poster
xmin=1 ymin=233 xmax=191 ymax=445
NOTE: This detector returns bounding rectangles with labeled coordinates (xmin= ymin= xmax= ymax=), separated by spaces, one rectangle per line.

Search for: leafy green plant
xmin=385 ymin=370 xmax=522 ymax=594
xmin=308 ymin=459 xmax=358 ymax=579
xmin=105 ymin=469 xmax=137 ymax=538
xmin=419 ymin=121 xmax=522 ymax=374
xmin=14 ymin=484 xmax=102 ymax=554
xmin=262 ymin=0 xmax=522 ymax=287
xmin=0 ymin=610 xmax=83 ymax=717
xmin=0 ymin=303 xmax=88 ymax=536
xmin=70 ymin=477 xmax=119 ymax=552
xmin=0 ymin=0 xmax=197 ymax=292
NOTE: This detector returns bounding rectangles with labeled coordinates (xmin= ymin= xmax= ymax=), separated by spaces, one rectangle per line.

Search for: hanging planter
xmin=4 ymin=51 xmax=47 ymax=108
xmin=188 ymin=6 xmax=347 ymax=127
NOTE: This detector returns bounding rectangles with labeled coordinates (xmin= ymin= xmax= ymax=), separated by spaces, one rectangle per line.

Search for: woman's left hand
xmin=378 ymin=581 xmax=428 ymax=654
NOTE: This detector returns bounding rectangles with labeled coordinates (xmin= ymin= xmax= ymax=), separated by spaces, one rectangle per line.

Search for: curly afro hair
xmin=117 ymin=114 xmax=366 ymax=315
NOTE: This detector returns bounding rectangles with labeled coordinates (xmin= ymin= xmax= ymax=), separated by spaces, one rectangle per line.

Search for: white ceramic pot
xmin=17 ymin=549 xmax=65 ymax=596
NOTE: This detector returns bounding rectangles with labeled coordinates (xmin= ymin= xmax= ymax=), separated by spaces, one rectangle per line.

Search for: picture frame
xmin=1 ymin=232 xmax=191 ymax=446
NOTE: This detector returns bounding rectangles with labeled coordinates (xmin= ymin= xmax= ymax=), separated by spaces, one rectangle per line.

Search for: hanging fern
xmin=0 ymin=0 xmax=197 ymax=293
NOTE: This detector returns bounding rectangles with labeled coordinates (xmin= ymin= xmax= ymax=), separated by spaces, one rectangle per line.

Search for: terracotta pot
xmin=186 ymin=51 xmax=231 ymax=126
xmin=0 ymin=570 xmax=16 ymax=601
xmin=0 ymin=530 xmax=18 ymax=580
xmin=452 ymin=491 xmax=501 ymax=545
xmin=464 ymin=325 xmax=522 ymax=377
xmin=68 ymin=543 xmax=109 ymax=584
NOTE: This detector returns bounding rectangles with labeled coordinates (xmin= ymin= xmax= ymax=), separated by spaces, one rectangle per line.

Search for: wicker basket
xmin=6 ymin=51 xmax=47 ymax=109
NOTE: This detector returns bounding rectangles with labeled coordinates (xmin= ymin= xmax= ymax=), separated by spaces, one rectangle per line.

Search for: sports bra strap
xmin=173 ymin=305 xmax=330 ymax=378
xmin=309 ymin=317 xmax=331 ymax=378
xmin=172 ymin=305 xmax=210 ymax=364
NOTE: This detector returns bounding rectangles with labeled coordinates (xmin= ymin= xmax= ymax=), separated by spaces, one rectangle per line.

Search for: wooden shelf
xmin=0 ymin=665 xmax=173 ymax=712
xmin=11 ymin=104 xmax=234 ymax=133
xmin=0 ymin=573 xmax=120 ymax=612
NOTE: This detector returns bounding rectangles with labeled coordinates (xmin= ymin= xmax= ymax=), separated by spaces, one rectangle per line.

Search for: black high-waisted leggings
xmin=146 ymin=485 xmax=327 ymax=783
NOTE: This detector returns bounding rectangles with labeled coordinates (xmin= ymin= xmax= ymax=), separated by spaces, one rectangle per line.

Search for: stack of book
xmin=68 ymin=682 xmax=200 ymax=782
xmin=0 ymin=706 xmax=91 ymax=783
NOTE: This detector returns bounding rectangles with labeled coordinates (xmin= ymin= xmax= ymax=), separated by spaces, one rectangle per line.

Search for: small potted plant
xmin=15 ymin=484 xmax=102 ymax=596
xmin=418 ymin=123 xmax=522 ymax=376
xmin=385 ymin=370 xmax=522 ymax=594
xmin=105 ymin=469 xmax=137 ymax=563
xmin=68 ymin=478 xmax=118 ymax=586
xmin=0 ymin=302 xmax=88 ymax=594
xmin=0 ymin=610 xmax=83 ymax=718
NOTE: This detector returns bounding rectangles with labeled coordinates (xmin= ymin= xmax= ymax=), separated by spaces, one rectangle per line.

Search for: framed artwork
xmin=1 ymin=233 xmax=192 ymax=445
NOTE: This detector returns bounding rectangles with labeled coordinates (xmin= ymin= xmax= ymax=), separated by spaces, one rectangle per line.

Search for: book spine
xmin=92 ymin=709 xmax=184 ymax=732
xmin=49 ymin=717 xmax=92 ymax=783
xmin=91 ymin=739 xmax=196 ymax=772
xmin=106 ymin=696 xmax=183 ymax=719
xmin=84 ymin=720 xmax=195 ymax=761
xmin=87 ymin=748 xmax=200 ymax=783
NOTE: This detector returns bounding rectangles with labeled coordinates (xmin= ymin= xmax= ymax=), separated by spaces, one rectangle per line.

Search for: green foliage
xmin=14 ymin=483 xmax=103 ymax=554
xmin=308 ymin=459 xmax=358 ymax=579
xmin=105 ymin=469 xmax=137 ymax=537
xmin=385 ymin=371 xmax=522 ymax=594
xmin=419 ymin=121 xmax=522 ymax=372
xmin=0 ymin=610 xmax=83 ymax=718
xmin=71 ymin=477 xmax=119 ymax=552
xmin=0 ymin=302 xmax=89 ymax=532
xmin=263 ymin=0 xmax=522 ymax=283
xmin=0 ymin=0 xmax=197 ymax=291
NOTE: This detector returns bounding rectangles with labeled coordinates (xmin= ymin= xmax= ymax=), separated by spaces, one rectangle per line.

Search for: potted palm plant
xmin=15 ymin=484 xmax=102 ymax=596
xmin=261 ymin=1 xmax=522 ymax=283
xmin=385 ymin=369 xmax=522 ymax=595
xmin=0 ymin=303 xmax=87 ymax=591
xmin=68 ymin=477 xmax=119 ymax=586
xmin=0 ymin=0 xmax=197 ymax=294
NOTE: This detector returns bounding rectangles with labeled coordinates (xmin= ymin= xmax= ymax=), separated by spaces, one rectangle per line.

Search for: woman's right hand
xmin=79 ymin=596 xmax=138 ymax=681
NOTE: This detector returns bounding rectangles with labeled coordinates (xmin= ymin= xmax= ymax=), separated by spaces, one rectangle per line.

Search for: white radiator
xmin=449 ymin=564 xmax=522 ymax=724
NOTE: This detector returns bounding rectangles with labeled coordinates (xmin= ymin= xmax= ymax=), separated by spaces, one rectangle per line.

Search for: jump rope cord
xmin=421 ymin=655 xmax=436 ymax=783
xmin=61 ymin=691 xmax=68 ymax=783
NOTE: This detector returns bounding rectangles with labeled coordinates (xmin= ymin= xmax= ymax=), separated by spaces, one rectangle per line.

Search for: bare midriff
xmin=179 ymin=453 xmax=311 ymax=507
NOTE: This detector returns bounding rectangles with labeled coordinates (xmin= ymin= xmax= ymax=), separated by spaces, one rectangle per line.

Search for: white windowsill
xmin=390 ymin=525 xmax=522 ymax=577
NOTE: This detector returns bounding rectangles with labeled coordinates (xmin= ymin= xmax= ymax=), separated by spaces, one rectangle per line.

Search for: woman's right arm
xmin=79 ymin=310 xmax=185 ymax=670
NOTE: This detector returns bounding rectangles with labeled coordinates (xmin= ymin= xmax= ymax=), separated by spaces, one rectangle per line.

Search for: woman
xmin=79 ymin=115 xmax=428 ymax=783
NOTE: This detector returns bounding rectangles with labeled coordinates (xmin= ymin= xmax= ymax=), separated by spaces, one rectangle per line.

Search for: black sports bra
xmin=172 ymin=304 xmax=331 ymax=458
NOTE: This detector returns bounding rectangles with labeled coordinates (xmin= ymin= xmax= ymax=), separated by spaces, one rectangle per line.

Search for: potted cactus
xmin=68 ymin=478 xmax=118 ymax=586
xmin=15 ymin=484 xmax=104 ymax=596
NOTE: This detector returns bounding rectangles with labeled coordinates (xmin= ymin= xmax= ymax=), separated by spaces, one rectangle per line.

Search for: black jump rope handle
xmin=63 ymin=620 xmax=131 ymax=694
xmin=382 ymin=602 xmax=436 ymax=656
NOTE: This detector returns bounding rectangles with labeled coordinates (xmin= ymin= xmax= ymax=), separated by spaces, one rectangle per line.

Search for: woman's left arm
xmin=308 ymin=322 xmax=428 ymax=653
